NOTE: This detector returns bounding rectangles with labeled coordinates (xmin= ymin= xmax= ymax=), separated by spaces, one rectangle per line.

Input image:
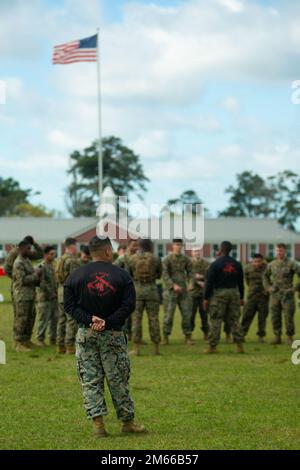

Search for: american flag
xmin=53 ymin=34 xmax=97 ymax=64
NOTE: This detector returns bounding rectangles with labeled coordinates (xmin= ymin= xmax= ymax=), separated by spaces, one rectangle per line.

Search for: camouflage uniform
xmin=190 ymin=258 xmax=210 ymax=335
xmin=4 ymin=243 xmax=43 ymax=318
xmin=129 ymin=252 xmax=162 ymax=344
xmin=55 ymin=253 xmax=81 ymax=348
xmin=114 ymin=253 xmax=133 ymax=337
xmin=12 ymin=255 xmax=40 ymax=343
xmin=208 ymin=288 xmax=244 ymax=347
xmin=36 ymin=261 xmax=58 ymax=343
xmin=263 ymin=258 xmax=300 ymax=338
xmin=162 ymin=253 xmax=193 ymax=337
xmin=241 ymin=263 xmax=269 ymax=338
xmin=76 ymin=328 xmax=134 ymax=421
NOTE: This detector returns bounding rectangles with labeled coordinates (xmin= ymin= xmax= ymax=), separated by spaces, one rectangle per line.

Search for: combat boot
xmin=152 ymin=343 xmax=160 ymax=356
xmin=236 ymin=343 xmax=244 ymax=354
xmin=66 ymin=345 xmax=76 ymax=355
xmin=204 ymin=345 xmax=217 ymax=354
xmin=129 ymin=343 xmax=141 ymax=356
xmin=36 ymin=340 xmax=46 ymax=348
xmin=185 ymin=334 xmax=195 ymax=346
xmin=270 ymin=336 xmax=282 ymax=345
xmin=15 ymin=342 xmax=31 ymax=352
xmin=287 ymin=336 xmax=294 ymax=346
xmin=162 ymin=336 xmax=169 ymax=345
xmin=57 ymin=345 xmax=66 ymax=354
xmin=122 ymin=421 xmax=147 ymax=434
xmin=92 ymin=416 xmax=108 ymax=437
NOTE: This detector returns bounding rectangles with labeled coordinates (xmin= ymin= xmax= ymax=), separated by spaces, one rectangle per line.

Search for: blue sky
xmin=1 ymin=0 xmax=300 ymax=217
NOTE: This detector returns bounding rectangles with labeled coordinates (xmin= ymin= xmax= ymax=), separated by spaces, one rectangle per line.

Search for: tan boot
xmin=236 ymin=343 xmax=244 ymax=354
xmin=15 ymin=342 xmax=31 ymax=352
xmin=204 ymin=345 xmax=217 ymax=354
xmin=66 ymin=345 xmax=76 ymax=355
xmin=287 ymin=336 xmax=294 ymax=346
xmin=270 ymin=336 xmax=282 ymax=345
xmin=129 ymin=343 xmax=141 ymax=356
xmin=185 ymin=334 xmax=194 ymax=346
xmin=152 ymin=343 xmax=161 ymax=356
xmin=36 ymin=340 xmax=46 ymax=348
xmin=162 ymin=336 xmax=169 ymax=345
xmin=57 ymin=345 xmax=66 ymax=354
xmin=122 ymin=420 xmax=147 ymax=434
xmin=92 ymin=416 xmax=108 ymax=437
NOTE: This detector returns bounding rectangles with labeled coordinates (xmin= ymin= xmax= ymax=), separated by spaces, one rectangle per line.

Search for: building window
xmin=157 ymin=244 xmax=165 ymax=258
xmin=268 ymin=244 xmax=275 ymax=259
xmin=286 ymin=244 xmax=292 ymax=259
xmin=231 ymin=244 xmax=238 ymax=260
xmin=211 ymin=244 xmax=219 ymax=258
xmin=249 ymin=244 xmax=258 ymax=259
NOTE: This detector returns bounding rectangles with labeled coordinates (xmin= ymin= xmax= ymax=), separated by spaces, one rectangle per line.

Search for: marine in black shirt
xmin=64 ymin=236 xmax=146 ymax=437
xmin=203 ymin=241 xmax=245 ymax=354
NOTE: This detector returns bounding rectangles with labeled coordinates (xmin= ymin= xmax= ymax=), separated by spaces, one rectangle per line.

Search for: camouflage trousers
xmin=132 ymin=299 xmax=161 ymax=344
xmin=208 ymin=288 xmax=244 ymax=347
xmin=123 ymin=316 xmax=132 ymax=338
xmin=191 ymin=295 xmax=209 ymax=335
xmin=10 ymin=284 xmax=17 ymax=318
xmin=270 ymin=291 xmax=295 ymax=337
xmin=57 ymin=302 xmax=78 ymax=347
xmin=241 ymin=294 xmax=269 ymax=338
xmin=36 ymin=301 xmax=59 ymax=342
xmin=76 ymin=328 xmax=134 ymax=421
xmin=163 ymin=291 xmax=192 ymax=337
xmin=14 ymin=300 xmax=36 ymax=343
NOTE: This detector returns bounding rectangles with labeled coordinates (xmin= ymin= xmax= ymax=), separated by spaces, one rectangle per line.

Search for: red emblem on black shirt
xmin=87 ymin=272 xmax=117 ymax=297
xmin=223 ymin=263 xmax=237 ymax=274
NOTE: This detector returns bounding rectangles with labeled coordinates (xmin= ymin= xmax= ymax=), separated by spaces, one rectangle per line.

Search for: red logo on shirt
xmin=223 ymin=263 xmax=237 ymax=274
xmin=87 ymin=272 xmax=116 ymax=297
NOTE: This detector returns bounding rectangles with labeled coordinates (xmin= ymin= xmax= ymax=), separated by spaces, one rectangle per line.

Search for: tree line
xmin=1 ymin=136 xmax=300 ymax=230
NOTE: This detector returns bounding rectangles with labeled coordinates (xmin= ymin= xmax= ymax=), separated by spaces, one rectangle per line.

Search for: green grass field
xmin=0 ymin=275 xmax=300 ymax=450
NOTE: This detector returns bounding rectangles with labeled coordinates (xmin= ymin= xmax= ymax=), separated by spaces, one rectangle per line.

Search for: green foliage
xmin=220 ymin=170 xmax=300 ymax=230
xmin=12 ymin=203 xmax=54 ymax=218
xmin=0 ymin=275 xmax=300 ymax=450
xmin=66 ymin=136 xmax=149 ymax=217
xmin=164 ymin=190 xmax=206 ymax=215
xmin=0 ymin=177 xmax=31 ymax=216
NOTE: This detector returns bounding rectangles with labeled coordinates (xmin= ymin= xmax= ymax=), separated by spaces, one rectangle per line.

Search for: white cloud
xmin=47 ymin=129 xmax=88 ymax=150
xmin=215 ymin=0 xmax=245 ymax=13
xmin=130 ymin=131 xmax=170 ymax=159
xmin=222 ymin=96 xmax=240 ymax=112
xmin=1 ymin=0 xmax=300 ymax=215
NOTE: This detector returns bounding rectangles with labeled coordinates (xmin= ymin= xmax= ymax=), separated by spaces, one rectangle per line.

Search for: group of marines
xmin=4 ymin=234 xmax=300 ymax=355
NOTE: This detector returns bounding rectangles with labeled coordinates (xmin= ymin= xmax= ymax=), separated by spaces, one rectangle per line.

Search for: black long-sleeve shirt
xmin=204 ymin=256 xmax=244 ymax=300
xmin=64 ymin=261 xmax=136 ymax=330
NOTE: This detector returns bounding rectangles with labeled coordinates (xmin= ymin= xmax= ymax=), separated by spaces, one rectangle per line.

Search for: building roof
xmin=0 ymin=216 xmax=298 ymax=245
xmin=0 ymin=217 xmax=97 ymax=244
xmin=203 ymin=218 xmax=300 ymax=243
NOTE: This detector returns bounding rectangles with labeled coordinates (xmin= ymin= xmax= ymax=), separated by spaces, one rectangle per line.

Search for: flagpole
xmin=96 ymin=27 xmax=103 ymax=201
